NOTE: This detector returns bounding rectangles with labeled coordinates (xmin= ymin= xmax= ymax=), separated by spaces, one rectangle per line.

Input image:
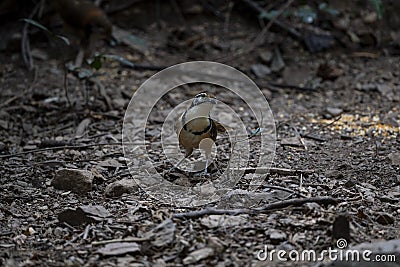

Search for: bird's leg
xmin=164 ymin=148 xmax=192 ymax=176
xmin=167 ymin=156 xmax=186 ymax=173
xmin=196 ymin=138 xmax=214 ymax=176
xmin=200 ymin=158 xmax=210 ymax=175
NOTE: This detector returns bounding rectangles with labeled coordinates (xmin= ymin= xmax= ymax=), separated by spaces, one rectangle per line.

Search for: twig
xmin=170 ymin=0 xmax=186 ymax=25
xmin=257 ymin=80 xmax=316 ymax=91
xmin=83 ymin=224 xmax=91 ymax=240
xmin=21 ymin=2 xmax=42 ymax=70
xmin=0 ymin=142 xmax=123 ymax=159
xmin=63 ymin=64 xmax=72 ymax=108
xmin=223 ymin=1 xmax=235 ymax=34
xmin=91 ymin=77 xmax=113 ymax=110
xmin=302 ymin=115 xmax=342 ymax=137
xmin=239 ymin=0 xmax=301 ymax=40
xmin=299 ymin=173 xmax=303 ymax=194
xmin=240 ymin=167 xmax=314 ymax=175
xmin=216 ymin=0 xmax=295 ymax=62
xmin=290 ymin=124 xmax=307 ymax=150
xmin=250 ymin=0 xmax=295 ymax=49
xmin=91 ymin=236 xmax=151 ymax=246
xmin=122 ymin=63 xmax=167 ymax=71
xmin=173 ymin=196 xmax=341 ymax=219
xmin=263 ymin=185 xmax=307 ymax=198
xmin=300 ymin=134 xmax=326 ymax=142
xmin=0 ymin=67 xmax=37 ymax=108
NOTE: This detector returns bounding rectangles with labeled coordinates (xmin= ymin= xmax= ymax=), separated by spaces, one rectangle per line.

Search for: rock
xmin=334 ymin=16 xmax=350 ymax=30
xmin=377 ymin=84 xmax=393 ymax=100
xmin=251 ymin=64 xmax=271 ymax=78
xmin=145 ymin=219 xmax=176 ymax=248
xmin=388 ymin=152 xmax=400 ymax=166
xmin=112 ymin=98 xmax=126 ymax=109
xmin=259 ymin=50 xmax=273 ymax=63
xmin=75 ymin=118 xmax=91 ymax=137
xmin=326 ymin=107 xmax=343 ymax=117
xmin=97 ymin=242 xmax=140 ymax=256
xmin=325 ymin=170 xmax=344 ymax=180
xmin=270 ymin=48 xmax=285 ymax=72
xmin=58 ymin=205 xmax=112 ymax=226
xmin=266 ymin=229 xmax=287 ymax=244
xmin=52 ymin=169 xmax=93 ymax=194
xmin=343 ymin=178 xmax=357 ymax=188
xmin=105 ymin=178 xmax=139 ymax=197
xmin=218 ymin=189 xmax=290 ymax=209
xmin=282 ymin=65 xmax=311 ymax=85
xmin=200 ymin=215 xmax=248 ymax=228
xmin=183 ymin=247 xmax=214 ymax=265
xmin=98 ymin=159 xmax=123 ymax=168
xmin=317 ymin=63 xmax=344 ymax=80
xmin=375 ymin=212 xmax=395 ymax=225
xmin=280 ymin=137 xmax=303 ymax=147
xmin=207 ymin=236 xmax=226 ymax=254
xmin=363 ymin=12 xmax=377 ymax=23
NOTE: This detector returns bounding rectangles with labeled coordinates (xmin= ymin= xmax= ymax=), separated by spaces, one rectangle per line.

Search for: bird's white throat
xmin=185 ymin=103 xmax=213 ymax=122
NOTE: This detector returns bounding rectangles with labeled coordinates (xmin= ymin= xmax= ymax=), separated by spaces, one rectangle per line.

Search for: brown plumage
xmin=173 ymin=93 xmax=225 ymax=174
xmin=53 ymin=0 xmax=112 ymax=44
xmin=52 ymin=0 xmax=112 ymax=65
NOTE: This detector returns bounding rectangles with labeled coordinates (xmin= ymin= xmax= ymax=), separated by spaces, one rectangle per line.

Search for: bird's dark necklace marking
xmin=182 ymin=110 xmax=212 ymax=135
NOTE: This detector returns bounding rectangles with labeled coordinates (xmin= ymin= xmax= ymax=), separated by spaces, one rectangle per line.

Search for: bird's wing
xmin=175 ymin=113 xmax=183 ymax=135
xmin=214 ymin=121 xmax=232 ymax=133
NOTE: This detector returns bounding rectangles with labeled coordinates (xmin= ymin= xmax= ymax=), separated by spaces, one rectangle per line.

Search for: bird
xmin=52 ymin=0 xmax=112 ymax=66
xmin=172 ymin=92 xmax=226 ymax=175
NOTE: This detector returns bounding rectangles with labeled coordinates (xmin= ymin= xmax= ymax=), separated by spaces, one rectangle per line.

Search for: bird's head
xmin=191 ymin=93 xmax=217 ymax=108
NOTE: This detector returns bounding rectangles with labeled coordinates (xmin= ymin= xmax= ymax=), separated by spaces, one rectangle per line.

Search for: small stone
xmin=251 ymin=64 xmax=271 ymax=78
xmin=104 ymin=178 xmax=139 ymax=197
xmin=344 ymin=178 xmax=357 ymax=188
xmin=377 ymin=84 xmax=394 ymax=100
xmin=112 ymin=98 xmax=126 ymax=109
xmin=259 ymin=51 xmax=273 ymax=63
xmin=58 ymin=205 xmax=111 ymax=226
xmin=363 ymin=12 xmax=377 ymax=23
xmin=183 ymin=247 xmax=214 ymax=265
xmin=375 ymin=213 xmax=395 ymax=225
xmin=388 ymin=152 xmax=400 ymax=166
xmin=325 ymin=170 xmax=344 ymax=180
xmin=52 ymin=169 xmax=93 ymax=194
xmin=266 ymin=229 xmax=287 ymax=244
xmin=361 ymin=83 xmax=376 ymax=91
xmin=207 ymin=236 xmax=227 ymax=253
xmin=326 ymin=107 xmax=343 ymax=116
xmin=270 ymin=48 xmax=285 ymax=72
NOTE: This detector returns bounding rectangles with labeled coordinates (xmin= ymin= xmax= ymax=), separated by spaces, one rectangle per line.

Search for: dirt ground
xmin=0 ymin=1 xmax=399 ymax=266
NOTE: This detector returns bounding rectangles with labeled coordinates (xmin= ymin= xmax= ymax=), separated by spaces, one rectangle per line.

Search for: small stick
xmin=173 ymin=196 xmax=341 ymax=219
xmin=240 ymin=167 xmax=314 ymax=175
xmin=263 ymin=185 xmax=307 ymax=198
xmin=21 ymin=2 xmax=42 ymax=70
xmin=91 ymin=236 xmax=151 ymax=246
xmin=216 ymin=0 xmax=295 ymax=62
xmin=302 ymin=115 xmax=343 ymax=137
xmin=63 ymin=65 xmax=72 ymax=108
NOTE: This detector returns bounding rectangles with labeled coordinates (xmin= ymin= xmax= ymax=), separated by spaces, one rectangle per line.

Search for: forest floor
xmin=0 ymin=1 xmax=399 ymax=266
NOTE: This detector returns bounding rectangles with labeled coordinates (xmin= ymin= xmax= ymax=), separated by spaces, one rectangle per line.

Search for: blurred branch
xmin=21 ymin=1 xmax=43 ymax=70
xmin=240 ymin=0 xmax=301 ymax=40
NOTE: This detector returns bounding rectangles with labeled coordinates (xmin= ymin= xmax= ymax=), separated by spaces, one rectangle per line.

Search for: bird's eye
xmin=195 ymin=93 xmax=208 ymax=98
